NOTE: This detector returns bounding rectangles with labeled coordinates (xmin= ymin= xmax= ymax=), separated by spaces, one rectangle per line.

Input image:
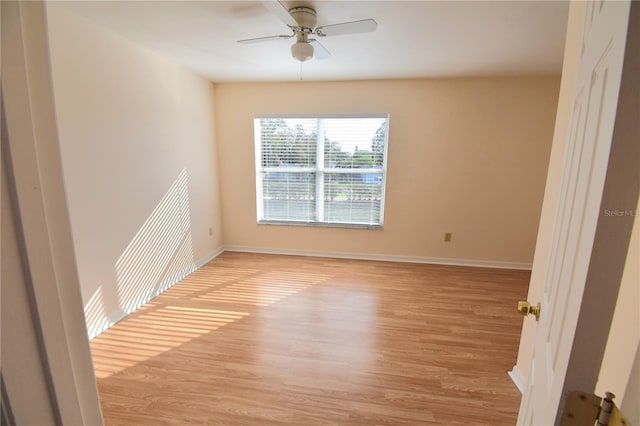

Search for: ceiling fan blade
xmin=309 ymin=39 xmax=331 ymax=59
xmin=238 ymin=34 xmax=293 ymax=44
xmin=262 ymin=1 xmax=298 ymax=27
xmin=316 ymin=19 xmax=377 ymax=37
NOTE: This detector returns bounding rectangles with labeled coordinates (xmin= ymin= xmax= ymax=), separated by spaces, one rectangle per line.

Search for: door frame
xmin=2 ymin=1 xmax=103 ymax=424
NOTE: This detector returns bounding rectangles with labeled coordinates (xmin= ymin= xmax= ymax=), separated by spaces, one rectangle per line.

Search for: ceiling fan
xmin=237 ymin=1 xmax=377 ymax=62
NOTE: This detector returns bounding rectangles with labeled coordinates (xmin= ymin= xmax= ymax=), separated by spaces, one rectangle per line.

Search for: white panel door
xmin=517 ymin=1 xmax=631 ymax=424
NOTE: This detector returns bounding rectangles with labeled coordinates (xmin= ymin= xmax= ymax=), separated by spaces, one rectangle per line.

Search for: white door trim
xmin=2 ymin=2 xmax=104 ymax=424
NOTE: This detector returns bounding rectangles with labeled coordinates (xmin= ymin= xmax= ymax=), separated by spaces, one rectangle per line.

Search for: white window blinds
xmin=254 ymin=115 xmax=389 ymax=228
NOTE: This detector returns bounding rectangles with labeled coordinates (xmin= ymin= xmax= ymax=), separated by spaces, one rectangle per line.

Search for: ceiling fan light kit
xmin=237 ymin=1 xmax=377 ymax=63
xmin=291 ymin=41 xmax=314 ymax=62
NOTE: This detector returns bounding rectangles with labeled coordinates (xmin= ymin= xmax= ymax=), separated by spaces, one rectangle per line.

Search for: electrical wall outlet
xmin=444 ymin=232 xmax=452 ymax=242
xmin=209 ymin=227 xmax=213 ymax=236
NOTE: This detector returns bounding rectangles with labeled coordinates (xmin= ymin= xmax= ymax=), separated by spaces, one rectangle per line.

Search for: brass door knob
xmin=518 ymin=301 xmax=541 ymax=321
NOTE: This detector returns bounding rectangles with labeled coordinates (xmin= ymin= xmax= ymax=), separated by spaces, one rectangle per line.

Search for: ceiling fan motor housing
xmin=288 ymin=7 xmax=317 ymax=30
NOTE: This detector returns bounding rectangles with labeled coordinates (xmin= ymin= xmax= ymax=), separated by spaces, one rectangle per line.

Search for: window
xmin=254 ymin=115 xmax=389 ymax=228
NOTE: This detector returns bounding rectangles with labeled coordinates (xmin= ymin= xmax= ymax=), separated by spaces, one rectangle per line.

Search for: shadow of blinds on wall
xmin=113 ymin=168 xmax=195 ymax=324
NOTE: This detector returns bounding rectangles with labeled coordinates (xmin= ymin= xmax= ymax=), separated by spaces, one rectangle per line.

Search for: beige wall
xmin=512 ymin=0 xmax=586 ymax=385
xmin=215 ymin=78 xmax=559 ymax=267
xmin=46 ymin=4 xmax=223 ymax=337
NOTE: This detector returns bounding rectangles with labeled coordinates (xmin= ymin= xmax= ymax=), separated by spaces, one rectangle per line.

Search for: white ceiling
xmin=58 ymin=1 xmax=569 ymax=82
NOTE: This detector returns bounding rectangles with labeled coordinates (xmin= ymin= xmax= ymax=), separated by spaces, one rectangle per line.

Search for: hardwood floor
xmin=90 ymin=252 xmax=529 ymax=425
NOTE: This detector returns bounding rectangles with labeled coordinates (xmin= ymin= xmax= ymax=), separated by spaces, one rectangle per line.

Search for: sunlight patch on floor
xmin=160 ymin=267 xmax=259 ymax=298
xmin=91 ymin=305 xmax=248 ymax=378
xmin=196 ymin=270 xmax=330 ymax=306
xmin=92 ymin=265 xmax=332 ymax=379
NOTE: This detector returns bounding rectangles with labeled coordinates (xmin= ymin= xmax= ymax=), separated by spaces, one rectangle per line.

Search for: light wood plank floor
xmin=91 ymin=252 xmax=529 ymax=425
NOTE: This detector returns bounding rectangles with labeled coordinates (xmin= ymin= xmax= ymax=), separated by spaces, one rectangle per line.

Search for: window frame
xmin=254 ymin=113 xmax=390 ymax=229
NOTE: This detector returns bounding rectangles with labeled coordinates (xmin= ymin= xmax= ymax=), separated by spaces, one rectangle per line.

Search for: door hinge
xmin=560 ymin=391 xmax=631 ymax=426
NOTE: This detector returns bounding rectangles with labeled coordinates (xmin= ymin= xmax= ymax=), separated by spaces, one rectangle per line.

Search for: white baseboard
xmin=508 ymin=365 xmax=526 ymax=394
xmin=196 ymin=246 xmax=225 ymax=268
xmin=222 ymin=245 xmax=532 ymax=270
xmin=88 ymin=245 xmax=526 ymax=340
